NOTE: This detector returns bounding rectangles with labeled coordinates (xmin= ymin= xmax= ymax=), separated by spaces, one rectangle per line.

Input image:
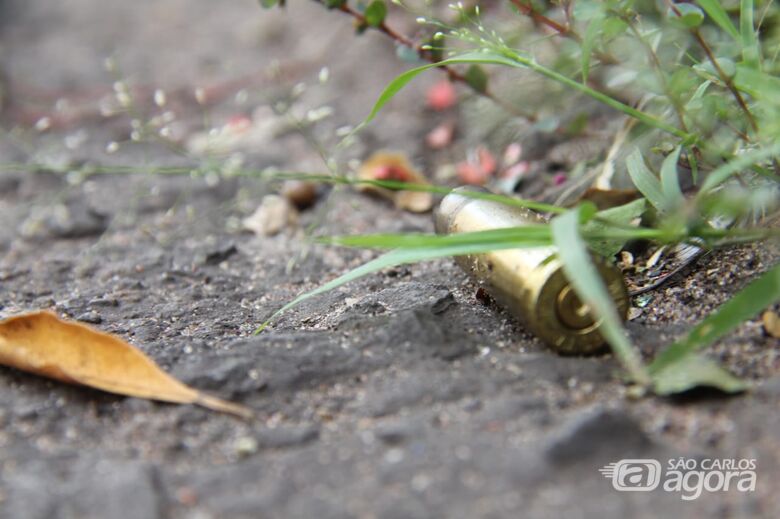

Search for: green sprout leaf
xmin=627 ymin=148 xmax=668 ymax=213
xmin=660 ymin=146 xmax=685 ymax=211
xmin=740 ymin=0 xmax=760 ymax=68
xmin=582 ymin=198 xmax=648 ymax=257
xmin=696 ymin=0 xmax=740 ymax=40
xmin=734 ymin=66 xmax=780 ymax=104
xmin=365 ymin=0 xmax=387 ymax=28
xmin=581 ymin=14 xmax=604 ymax=83
xmin=551 ymin=208 xmax=650 ymax=386
xmin=652 ymin=354 xmax=746 ymax=395
xmin=258 ymin=0 xmax=279 ymax=8
xmin=362 ymin=52 xmax=517 ymax=125
xmin=693 ymin=57 xmax=737 ymax=83
xmin=668 ymin=3 xmax=705 ymax=29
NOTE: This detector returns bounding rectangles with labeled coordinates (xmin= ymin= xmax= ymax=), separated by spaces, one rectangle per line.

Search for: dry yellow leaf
xmin=0 ymin=311 xmax=252 ymax=418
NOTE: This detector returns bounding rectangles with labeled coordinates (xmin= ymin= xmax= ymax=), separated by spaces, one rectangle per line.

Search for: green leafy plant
xmin=259 ymin=0 xmax=780 ymax=395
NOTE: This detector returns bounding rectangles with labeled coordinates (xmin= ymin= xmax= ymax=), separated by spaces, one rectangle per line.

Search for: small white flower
xmin=318 ymin=67 xmax=330 ymax=84
xmin=291 ymin=82 xmax=307 ymax=97
xmin=103 ymin=57 xmax=117 ymax=72
xmin=306 ymin=106 xmax=333 ymax=122
xmin=34 ymin=117 xmax=52 ymax=132
xmin=153 ymin=89 xmax=167 ymax=107
xmin=116 ymin=91 xmax=132 ymax=108
xmin=336 ymin=125 xmax=353 ymax=137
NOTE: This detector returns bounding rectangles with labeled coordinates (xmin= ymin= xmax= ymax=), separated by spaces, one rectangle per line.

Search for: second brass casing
xmin=435 ymin=188 xmax=629 ymax=354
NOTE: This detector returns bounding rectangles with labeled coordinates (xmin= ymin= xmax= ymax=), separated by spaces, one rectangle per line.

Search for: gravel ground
xmin=1 ymin=1 xmax=779 ymax=518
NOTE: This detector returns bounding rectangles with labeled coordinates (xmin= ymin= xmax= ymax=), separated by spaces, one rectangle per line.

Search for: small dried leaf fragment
xmin=358 ymin=152 xmax=433 ymax=213
xmin=763 ymin=311 xmax=780 ymax=338
xmin=577 ymin=188 xmax=641 ymax=211
xmin=0 ymin=311 xmax=251 ymax=418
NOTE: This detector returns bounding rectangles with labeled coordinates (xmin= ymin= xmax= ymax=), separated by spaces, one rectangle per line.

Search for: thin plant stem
xmin=667 ymin=1 xmax=758 ymax=134
xmin=508 ymin=0 xmax=618 ymax=65
xmin=493 ymin=47 xmax=694 ymax=141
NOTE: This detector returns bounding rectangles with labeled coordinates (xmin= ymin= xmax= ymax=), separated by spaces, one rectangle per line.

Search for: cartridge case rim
xmin=435 ymin=187 xmax=629 ymax=354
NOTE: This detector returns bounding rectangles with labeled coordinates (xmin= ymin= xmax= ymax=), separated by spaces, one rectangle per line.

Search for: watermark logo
xmin=600 ymin=458 xmax=757 ymax=500
xmin=599 ymin=459 xmax=662 ymax=491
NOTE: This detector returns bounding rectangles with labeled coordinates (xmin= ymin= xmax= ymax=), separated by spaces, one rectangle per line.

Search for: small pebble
xmin=234 ymin=436 xmax=258 ymax=458
xmin=426 ymin=80 xmax=457 ymax=111
xmin=77 ymin=311 xmax=102 ymax=324
xmin=243 ymin=195 xmax=298 ymax=236
xmin=456 ymin=161 xmax=489 ymax=185
xmin=425 ymin=121 xmax=455 ymax=149
xmin=281 ymin=180 xmax=318 ymax=210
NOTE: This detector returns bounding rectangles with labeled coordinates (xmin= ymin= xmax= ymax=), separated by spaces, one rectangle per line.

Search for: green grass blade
xmin=362 ymin=52 xmax=518 ymax=126
xmin=326 ymin=224 xmax=672 ymax=252
xmin=649 ymin=262 xmax=780 ymax=375
xmin=0 ymin=162 xmax=568 ymax=214
xmin=697 ymin=0 xmax=740 ymax=40
xmin=581 ymin=15 xmax=604 ymax=83
xmin=660 ymin=146 xmax=685 ymax=210
xmin=551 ymin=209 xmax=650 ymax=385
xmin=361 ymin=49 xmax=692 ymax=141
xmin=734 ymin=65 xmax=780 ymax=103
xmin=323 ymin=226 xmax=553 ymax=249
xmin=627 ymin=148 xmax=668 ymax=213
xmin=686 ymin=79 xmax=712 ymax=108
xmin=582 ymin=198 xmax=648 ymax=257
xmin=254 ymin=233 xmax=553 ymax=333
xmin=740 ymin=0 xmax=760 ymax=68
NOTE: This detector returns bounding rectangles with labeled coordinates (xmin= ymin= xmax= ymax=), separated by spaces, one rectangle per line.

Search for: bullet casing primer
xmin=435 ymin=188 xmax=629 ymax=354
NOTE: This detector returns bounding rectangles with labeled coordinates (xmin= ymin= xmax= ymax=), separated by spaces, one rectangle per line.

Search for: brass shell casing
xmin=435 ymin=187 xmax=629 ymax=354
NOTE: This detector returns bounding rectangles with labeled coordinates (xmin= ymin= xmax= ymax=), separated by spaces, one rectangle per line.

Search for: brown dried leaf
xmin=358 ymin=151 xmax=433 ymax=213
xmin=394 ymin=190 xmax=434 ymax=213
xmin=0 ymin=311 xmax=252 ymax=418
xmin=577 ymin=187 xmax=641 ymax=211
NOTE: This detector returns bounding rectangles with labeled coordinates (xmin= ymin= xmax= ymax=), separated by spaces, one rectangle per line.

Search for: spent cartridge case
xmin=435 ymin=187 xmax=629 ymax=354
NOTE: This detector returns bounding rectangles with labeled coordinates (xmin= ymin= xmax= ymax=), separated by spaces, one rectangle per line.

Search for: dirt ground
xmin=1 ymin=1 xmax=779 ymax=518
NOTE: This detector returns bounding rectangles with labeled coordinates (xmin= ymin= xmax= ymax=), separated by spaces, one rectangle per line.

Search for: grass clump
xmin=259 ymin=0 xmax=780 ymax=395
